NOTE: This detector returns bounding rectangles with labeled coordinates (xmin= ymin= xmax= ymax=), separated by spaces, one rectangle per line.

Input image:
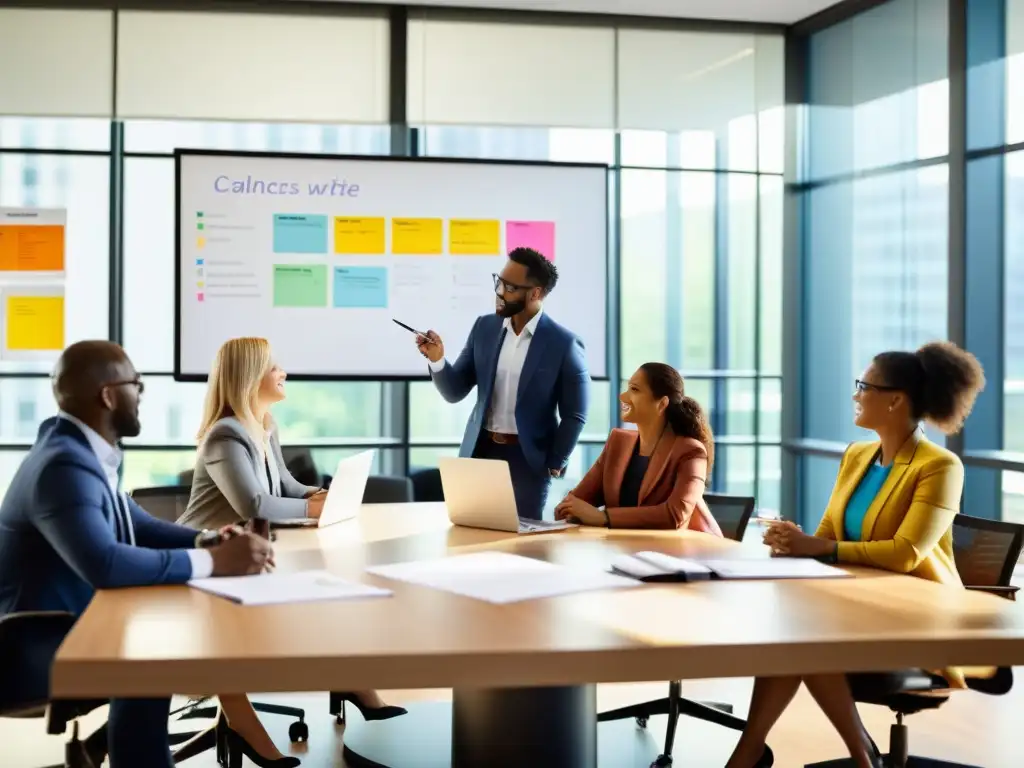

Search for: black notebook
xmin=612 ymin=551 xmax=850 ymax=582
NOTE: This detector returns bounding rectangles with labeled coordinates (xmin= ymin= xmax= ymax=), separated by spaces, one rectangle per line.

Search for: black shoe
xmin=221 ymin=724 xmax=300 ymax=768
xmin=337 ymin=692 xmax=408 ymax=723
xmin=755 ymin=745 xmax=774 ymax=768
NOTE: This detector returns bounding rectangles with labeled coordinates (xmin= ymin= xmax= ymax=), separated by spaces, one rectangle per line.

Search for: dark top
xmin=619 ymin=443 xmax=650 ymax=508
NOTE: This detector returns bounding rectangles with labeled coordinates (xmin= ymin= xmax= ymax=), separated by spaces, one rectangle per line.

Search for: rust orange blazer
xmin=569 ymin=428 xmax=723 ymax=533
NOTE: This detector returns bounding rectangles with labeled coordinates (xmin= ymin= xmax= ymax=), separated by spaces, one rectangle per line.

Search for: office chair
xmin=362 ymin=475 xmax=414 ymax=504
xmin=596 ymin=494 xmax=756 ymax=767
xmin=129 ymin=487 xmax=311 ymax=753
xmin=0 ymin=611 xmax=109 ymax=768
xmin=805 ymin=513 xmax=1023 ymax=768
xmin=131 ymin=485 xmax=193 ymax=523
xmin=409 ymin=467 xmax=445 ymax=502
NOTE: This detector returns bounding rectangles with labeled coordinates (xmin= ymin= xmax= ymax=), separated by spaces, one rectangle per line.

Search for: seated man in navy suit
xmin=416 ymin=247 xmax=590 ymax=519
xmin=0 ymin=340 xmax=272 ymax=768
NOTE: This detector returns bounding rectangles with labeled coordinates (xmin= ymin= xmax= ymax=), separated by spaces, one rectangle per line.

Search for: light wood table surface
xmin=52 ymin=502 xmax=1024 ymax=700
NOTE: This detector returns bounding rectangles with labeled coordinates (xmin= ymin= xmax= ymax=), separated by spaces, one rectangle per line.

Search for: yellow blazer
xmin=816 ymin=429 xmax=977 ymax=688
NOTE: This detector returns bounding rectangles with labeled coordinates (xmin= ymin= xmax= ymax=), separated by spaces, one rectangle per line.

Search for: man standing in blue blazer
xmin=0 ymin=340 xmax=272 ymax=768
xmin=416 ymin=247 xmax=590 ymax=519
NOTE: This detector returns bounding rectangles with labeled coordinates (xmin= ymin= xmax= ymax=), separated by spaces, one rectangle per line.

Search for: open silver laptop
xmin=438 ymin=457 xmax=576 ymax=534
xmin=276 ymin=449 xmax=375 ymax=529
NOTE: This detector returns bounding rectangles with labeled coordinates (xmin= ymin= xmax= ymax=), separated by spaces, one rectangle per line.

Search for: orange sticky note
xmin=197 ymin=237 xmax=206 ymax=248
xmin=0 ymin=225 xmax=64 ymax=272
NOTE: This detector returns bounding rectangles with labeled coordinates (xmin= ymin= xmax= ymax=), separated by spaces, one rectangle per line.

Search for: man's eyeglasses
xmin=854 ymin=379 xmax=898 ymax=393
xmin=492 ymin=274 xmax=535 ymax=295
xmin=106 ymin=378 xmax=145 ymax=395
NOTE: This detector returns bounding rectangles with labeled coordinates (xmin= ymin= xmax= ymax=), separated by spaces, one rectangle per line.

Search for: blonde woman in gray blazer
xmin=180 ymin=338 xmax=406 ymax=741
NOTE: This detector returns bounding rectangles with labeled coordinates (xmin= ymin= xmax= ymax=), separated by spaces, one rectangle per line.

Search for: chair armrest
xmin=966 ymin=585 xmax=1019 ymax=601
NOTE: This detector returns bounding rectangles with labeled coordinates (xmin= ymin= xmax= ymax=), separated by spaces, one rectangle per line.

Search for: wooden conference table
xmin=52 ymin=503 xmax=1024 ymax=768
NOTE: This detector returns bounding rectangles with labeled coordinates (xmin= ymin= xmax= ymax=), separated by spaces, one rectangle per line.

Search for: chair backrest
xmin=952 ymin=514 xmax=1024 ymax=590
xmin=409 ymin=467 xmax=445 ymax=502
xmin=362 ymin=475 xmax=414 ymax=504
xmin=704 ymin=493 xmax=756 ymax=542
xmin=130 ymin=485 xmax=193 ymax=523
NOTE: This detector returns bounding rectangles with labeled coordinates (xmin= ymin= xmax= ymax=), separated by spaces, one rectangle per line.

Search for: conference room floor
xmin=6 ymin=671 xmax=1022 ymax=767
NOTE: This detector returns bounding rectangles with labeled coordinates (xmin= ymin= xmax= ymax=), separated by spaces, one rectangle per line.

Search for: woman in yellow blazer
xmin=726 ymin=341 xmax=985 ymax=768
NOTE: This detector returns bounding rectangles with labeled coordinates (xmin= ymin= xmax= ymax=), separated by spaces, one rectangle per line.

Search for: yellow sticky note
xmin=449 ymin=219 xmax=500 ymax=255
xmin=391 ymin=218 xmax=442 ymax=255
xmin=334 ymin=217 xmax=385 ymax=255
xmin=197 ymin=237 xmax=206 ymax=248
xmin=196 ymin=281 xmax=205 ymax=288
xmin=6 ymin=295 xmax=64 ymax=351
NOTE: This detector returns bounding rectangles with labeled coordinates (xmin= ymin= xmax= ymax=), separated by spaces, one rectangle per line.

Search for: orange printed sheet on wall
xmin=0 ymin=209 xmax=66 ymax=273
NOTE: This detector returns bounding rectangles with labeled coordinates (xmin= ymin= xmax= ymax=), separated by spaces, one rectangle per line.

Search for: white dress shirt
xmin=58 ymin=412 xmax=213 ymax=578
xmin=429 ymin=309 xmax=543 ymax=435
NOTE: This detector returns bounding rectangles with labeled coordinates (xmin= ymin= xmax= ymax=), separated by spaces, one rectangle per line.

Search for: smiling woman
xmin=556 ymin=363 xmax=722 ymax=533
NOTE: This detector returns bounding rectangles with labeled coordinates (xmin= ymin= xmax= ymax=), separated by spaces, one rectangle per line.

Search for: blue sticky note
xmin=333 ymin=266 xmax=388 ymax=309
xmin=273 ymin=214 xmax=328 ymax=254
xmin=195 ymin=258 xmax=204 ymax=265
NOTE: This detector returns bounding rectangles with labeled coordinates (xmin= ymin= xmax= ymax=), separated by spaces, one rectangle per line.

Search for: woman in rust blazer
xmin=555 ymin=363 xmax=722 ymax=534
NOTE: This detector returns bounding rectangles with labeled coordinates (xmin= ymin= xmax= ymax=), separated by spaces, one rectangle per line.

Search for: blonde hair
xmin=197 ymin=337 xmax=273 ymax=446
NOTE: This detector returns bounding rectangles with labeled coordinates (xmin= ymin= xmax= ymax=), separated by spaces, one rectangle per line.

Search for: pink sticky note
xmin=197 ymin=293 xmax=205 ymax=302
xmin=506 ymin=221 xmax=555 ymax=262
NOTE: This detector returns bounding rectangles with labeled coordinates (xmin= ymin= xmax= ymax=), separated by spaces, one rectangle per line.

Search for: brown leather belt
xmin=483 ymin=430 xmax=518 ymax=445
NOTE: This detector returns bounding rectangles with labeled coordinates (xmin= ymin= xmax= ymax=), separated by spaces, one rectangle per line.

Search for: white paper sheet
xmin=188 ymin=569 xmax=392 ymax=605
xmin=366 ymin=551 xmax=640 ymax=604
xmin=697 ymin=558 xmax=852 ymax=580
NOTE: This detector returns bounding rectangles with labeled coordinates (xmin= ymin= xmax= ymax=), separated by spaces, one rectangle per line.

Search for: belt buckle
xmin=492 ymin=432 xmax=508 ymax=445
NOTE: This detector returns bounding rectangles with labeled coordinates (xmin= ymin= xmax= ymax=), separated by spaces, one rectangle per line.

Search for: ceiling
xmin=316 ymin=0 xmax=844 ymax=24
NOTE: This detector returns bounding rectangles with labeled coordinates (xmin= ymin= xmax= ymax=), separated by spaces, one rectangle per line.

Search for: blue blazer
xmin=0 ymin=417 xmax=196 ymax=618
xmin=431 ymin=312 xmax=590 ymax=475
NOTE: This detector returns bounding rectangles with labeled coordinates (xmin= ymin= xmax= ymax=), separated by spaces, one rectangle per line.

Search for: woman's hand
xmin=306 ymin=493 xmax=326 ymax=519
xmin=764 ymin=521 xmax=835 ymax=558
xmin=555 ymin=494 xmax=606 ymax=527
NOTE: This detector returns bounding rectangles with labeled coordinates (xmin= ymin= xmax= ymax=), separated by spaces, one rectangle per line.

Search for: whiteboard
xmin=174 ymin=150 xmax=608 ymax=380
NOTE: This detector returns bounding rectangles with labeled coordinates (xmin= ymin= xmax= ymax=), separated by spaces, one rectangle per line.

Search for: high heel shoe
xmin=220 ymin=724 xmax=300 ymax=768
xmin=755 ymin=745 xmax=774 ymax=768
xmin=337 ymin=692 xmax=407 ymax=723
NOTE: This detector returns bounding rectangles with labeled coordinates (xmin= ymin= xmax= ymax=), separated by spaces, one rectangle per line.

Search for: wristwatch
xmin=194 ymin=529 xmax=222 ymax=549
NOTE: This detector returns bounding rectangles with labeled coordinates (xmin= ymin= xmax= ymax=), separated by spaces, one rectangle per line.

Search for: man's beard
xmin=497 ymin=299 xmax=525 ymax=318
xmin=112 ymin=408 xmax=141 ymax=439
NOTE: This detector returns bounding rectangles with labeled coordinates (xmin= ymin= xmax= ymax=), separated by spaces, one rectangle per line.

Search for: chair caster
xmin=651 ymin=755 xmax=673 ymax=767
xmin=636 ymin=716 xmax=649 ymax=729
xmin=336 ymin=714 xmax=345 ymax=726
xmin=288 ymin=719 xmax=309 ymax=743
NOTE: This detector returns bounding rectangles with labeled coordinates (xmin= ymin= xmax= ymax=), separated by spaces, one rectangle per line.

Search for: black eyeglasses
xmin=106 ymin=377 xmax=145 ymax=395
xmin=855 ymin=379 xmax=898 ymax=393
xmin=492 ymin=273 xmax=535 ymax=295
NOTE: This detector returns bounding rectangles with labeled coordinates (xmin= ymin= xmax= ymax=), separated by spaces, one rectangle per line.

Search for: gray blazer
xmin=177 ymin=416 xmax=319 ymax=530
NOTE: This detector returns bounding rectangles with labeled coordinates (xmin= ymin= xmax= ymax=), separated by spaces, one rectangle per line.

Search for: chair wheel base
xmin=651 ymin=755 xmax=673 ymax=767
xmin=288 ymin=720 xmax=309 ymax=743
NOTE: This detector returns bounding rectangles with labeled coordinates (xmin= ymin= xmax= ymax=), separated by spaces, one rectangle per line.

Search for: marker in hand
xmin=392 ymin=318 xmax=426 ymax=336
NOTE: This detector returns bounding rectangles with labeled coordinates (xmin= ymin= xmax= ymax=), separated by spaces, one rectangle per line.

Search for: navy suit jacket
xmin=0 ymin=417 xmax=196 ymax=619
xmin=431 ymin=312 xmax=590 ymax=475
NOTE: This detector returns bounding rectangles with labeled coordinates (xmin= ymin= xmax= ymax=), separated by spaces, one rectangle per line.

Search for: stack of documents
xmin=189 ymin=569 xmax=392 ymax=606
xmin=612 ymin=551 xmax=851 ymax=582
xmin=366 ymin=551 xmax=639 ymax=604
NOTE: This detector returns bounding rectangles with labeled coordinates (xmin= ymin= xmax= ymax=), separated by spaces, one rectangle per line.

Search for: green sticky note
xmin=197 ymin=223 xmax=204 ymax=231
xmin=196 ymin=211 xmax=204 ymax=218
xmin=273 ymin=264 xmax=328 ymax=307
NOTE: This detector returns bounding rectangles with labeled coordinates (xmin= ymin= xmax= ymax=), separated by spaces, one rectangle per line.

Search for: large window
xmin=0 ymin=6 xmax=784 ymax=515
xmin=794 ymin=0 xmax=951 ymax=526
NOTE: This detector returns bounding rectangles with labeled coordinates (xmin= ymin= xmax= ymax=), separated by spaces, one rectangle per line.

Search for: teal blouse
xmin=843 ymin=463 xmax=892 ymax=542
